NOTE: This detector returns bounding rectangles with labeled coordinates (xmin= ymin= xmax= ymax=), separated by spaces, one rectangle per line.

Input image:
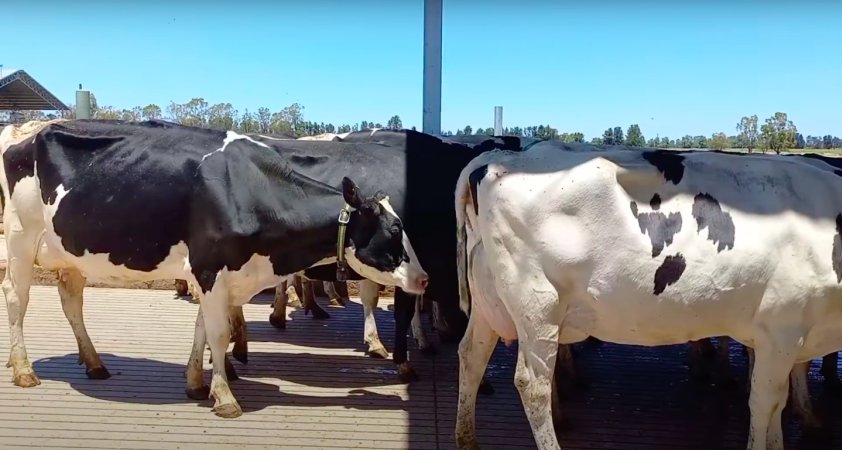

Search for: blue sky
xmin=2 ymin=0 xmax=840 ymax=139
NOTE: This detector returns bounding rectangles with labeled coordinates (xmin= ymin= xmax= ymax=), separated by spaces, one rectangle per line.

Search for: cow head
xmin=340 ymin=177 xmax=429 ymax=295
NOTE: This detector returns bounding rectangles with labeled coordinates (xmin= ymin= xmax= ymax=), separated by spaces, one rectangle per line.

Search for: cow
xmin=453 ymin=145 xmax=842 ymax=450
xmin=0 ymin=119 xmax=428 ymax=418
xmin=215 ymin=129 xmax=534 ymax=382
xmin=177 ymin=129 xmax=435 ymax=373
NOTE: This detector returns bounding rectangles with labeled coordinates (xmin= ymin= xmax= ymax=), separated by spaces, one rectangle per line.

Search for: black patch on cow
xmin=3 ymin=141 xmax=35 ymax=198
xmin=630 ymin=201 xmax=682 ymax=257
xmin=468 ymin=165 xmax=489 ymax=214
xmin=691 ymin=193 xmax=735 ymax=252
xmin=649 ymin=193 xmax=662 ymax=210
xmin=653 ymin=253 xmax=686 ymax=295
xmin=832 ymin=214 xmax=842 ymax=283
xmin=642 ymin=150 xmax=685 ymax=185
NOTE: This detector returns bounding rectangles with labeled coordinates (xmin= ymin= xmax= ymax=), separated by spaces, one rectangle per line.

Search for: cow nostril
xmin=419 ymin=276 xmax=429 ymax=289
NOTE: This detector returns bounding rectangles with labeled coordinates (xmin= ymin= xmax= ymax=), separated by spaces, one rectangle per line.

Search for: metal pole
xmin=494 ymin=106 xmax=503 ymax=136
xmin=422 ymin=0 xmax=442 ymax=135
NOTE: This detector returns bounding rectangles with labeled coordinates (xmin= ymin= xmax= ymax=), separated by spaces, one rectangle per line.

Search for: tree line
xmin=3 ymin=96 xmax=840 ymax=152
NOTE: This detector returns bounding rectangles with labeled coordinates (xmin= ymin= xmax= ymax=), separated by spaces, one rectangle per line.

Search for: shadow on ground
xmin=33 ymin=351 xmax=420 ymax=415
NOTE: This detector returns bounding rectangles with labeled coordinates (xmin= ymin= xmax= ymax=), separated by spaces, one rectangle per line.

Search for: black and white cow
xmin=223 ymin=129 xmax=534 ymax=381
xmin=0 ymin=119 xmax=428 ymax=418
xmin=454 ymin=145 xmax=842 ymax=450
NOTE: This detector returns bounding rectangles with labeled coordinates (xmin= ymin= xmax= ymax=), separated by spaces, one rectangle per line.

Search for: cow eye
xmin=390 ymin=225 xmax=401 ymax=235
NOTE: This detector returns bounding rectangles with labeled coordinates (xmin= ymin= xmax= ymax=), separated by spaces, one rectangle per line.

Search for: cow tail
xmin=455 ymin=151 xmax=505 ymax=317
xmin=455 ymin=176 xmax=471 ymax=317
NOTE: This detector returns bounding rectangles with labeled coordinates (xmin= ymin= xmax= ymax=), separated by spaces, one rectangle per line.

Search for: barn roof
xmin=0 ymin=70 xmax=69 ymax=111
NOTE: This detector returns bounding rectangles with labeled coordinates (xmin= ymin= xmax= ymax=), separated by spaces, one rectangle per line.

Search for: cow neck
xmin=335 ymin=203 xmax=352 ymax=281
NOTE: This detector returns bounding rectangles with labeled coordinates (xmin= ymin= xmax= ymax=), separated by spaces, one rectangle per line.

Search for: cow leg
xmin=360 ymin=280 xmax=388 ymax=359
xmin=820 ymin=352 xmax=841 ymax=391
xmin=200 ymin=280 xmax=242 ymax=418
xmin=393 ymin=290 xmax=417 ymax=382
xmin=454 ymin=304 xmax=499 ymax=450
xmin=270 ymin=280 xmax=289 ymax=329
xmin=411 ymin=295 xmax=435 ymax=355
xmin=57 ymin=268 xmax=109 ymax=380
xmin=2 ymin=226 xmax=40 ymax=388
xmin=745 ymin=332 xmax=799 ymax=450
xmin=514 ymin=334 xmax=561 ymax=450
xmin=324 ymin=281 xmax=348 ymax=307
xmin=789 ymin=361 xmax=826 ymax=439
xmin=230 ymin=305 xmax=248 ymax=365
xmin=302 ymin=277 xmax=329 ymax=320
xmin=186 ymin=307 xmax=211 ymax=400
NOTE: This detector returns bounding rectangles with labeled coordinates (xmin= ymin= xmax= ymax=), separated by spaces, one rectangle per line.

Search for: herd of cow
xmin=1 ymin=118 xmax=841 ymax=450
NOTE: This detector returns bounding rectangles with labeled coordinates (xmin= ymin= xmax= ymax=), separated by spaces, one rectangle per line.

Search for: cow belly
xmin=563 ymin=284 xmax=756 ymax=347
xmin=225 ymin=253 xmax=285 ymax=306
xmin=470 ymin=243 xmax=518 ymax=342
xmin=38 ymin=226 xmax=190 ymax=283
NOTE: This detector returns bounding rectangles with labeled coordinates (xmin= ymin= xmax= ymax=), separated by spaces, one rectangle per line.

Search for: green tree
xmin=141 ymin=104 xmax=162 ymax=120
xmin=612 ymin=126 xmax=624 ymax=145
xmin=709 ymin=132 xmax=729 ymax=150
xmin=736 ymin=115 xmax=759 ymax=152
xmin=602 ymin=128 xmax=615 ymax=145
xmin=761 ymin=112 xmax=797 ymax=154
xmin=387 ymin=115 xmax=403 ymax=129
xmin=463 ymin=125 xmax=473 ymax=136
xmin=257 ymin=107 xmax=272 ymax=133
xmin=207 ymin=103 xmax=238 ymax=130
xmin=239 ymin=109 xmax=258 ymax=133
xmin=626 ymin=124 xmax=645 ymax=146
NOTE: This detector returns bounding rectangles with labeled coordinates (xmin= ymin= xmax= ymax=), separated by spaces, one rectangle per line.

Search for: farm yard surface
xmin=2 ymin=244 xmax=842 ymax=449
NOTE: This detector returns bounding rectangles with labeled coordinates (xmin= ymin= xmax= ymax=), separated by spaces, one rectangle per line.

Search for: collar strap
xmin=336 ymin=203 xmax=352 ymax=281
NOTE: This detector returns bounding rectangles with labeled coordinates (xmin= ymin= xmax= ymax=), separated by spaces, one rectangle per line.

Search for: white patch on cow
xmin=201 ymin=130 xmax=270 ymax=162
xmin=369 ymin=128 xmax=381 ymax=136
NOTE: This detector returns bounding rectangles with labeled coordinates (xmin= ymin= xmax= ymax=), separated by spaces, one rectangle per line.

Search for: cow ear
xmin=342 ymin=177 xmax=364 ymax=209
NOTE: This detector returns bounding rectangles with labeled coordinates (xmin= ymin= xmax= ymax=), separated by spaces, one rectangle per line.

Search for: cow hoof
xmin=329 ymin=298 xmax=348 ymax=307
xmin=86 ymin=366 xmax=112 ymax=380
xmin=478 ymin=378 xmax=495 ymax=396
xmin=367 ymin=347 xmax=389 ymax=359
xmin=212 ymin=402 xmax=243 ymax=419
xmin=455 ymin=436 xmax=480 ymax=450
xmin=397 ymin=362 xmax=419 ymax=383
xmin=186 ymin=385 xmax=210 ymax=400
xmin=419 ymin=343 xmax=438 ymax=356
xmin=268 ymin=313 xmax=287 ymax=329
xmin=13 ymin=372 xmax=41 ymax=388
